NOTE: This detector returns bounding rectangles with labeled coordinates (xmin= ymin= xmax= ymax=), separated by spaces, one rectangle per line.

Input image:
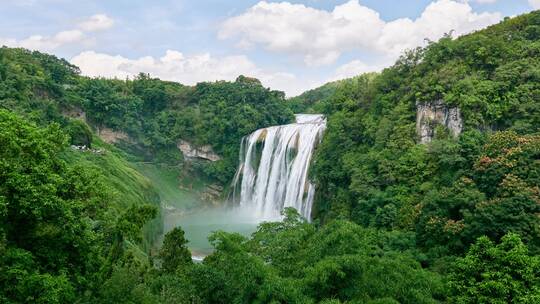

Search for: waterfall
xmin=231 ymin=114 xmax=326 ymax=221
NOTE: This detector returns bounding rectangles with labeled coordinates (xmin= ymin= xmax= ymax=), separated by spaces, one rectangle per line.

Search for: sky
xmin=0 ymin=0 xmax=538 ymax=96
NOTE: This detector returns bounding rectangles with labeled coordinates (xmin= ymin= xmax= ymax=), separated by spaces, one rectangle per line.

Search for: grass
xmin=60 ymin=136 xmax=163 ymax=253
xmin=134 ymin=163 xmax=202 ymax=210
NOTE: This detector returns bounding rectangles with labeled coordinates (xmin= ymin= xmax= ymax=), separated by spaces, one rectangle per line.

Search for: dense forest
xmin=1 ymin=9 xmax=539 ymax=304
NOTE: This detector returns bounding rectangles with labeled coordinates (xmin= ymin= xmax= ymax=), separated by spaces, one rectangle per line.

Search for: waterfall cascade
xmin=231 ymin=114 xmax=326 ymax=221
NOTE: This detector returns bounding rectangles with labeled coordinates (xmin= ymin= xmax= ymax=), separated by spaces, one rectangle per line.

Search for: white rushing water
xmin=230 ymin=114 xmax=326 ymax=221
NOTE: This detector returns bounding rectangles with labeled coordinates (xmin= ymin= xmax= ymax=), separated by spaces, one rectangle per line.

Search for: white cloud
xmin=0 ymin=14 xmax=113 ymax=52
xmin=219 ymin=0 xmax=501 ymax=66
xmin=330 ymin=60 xmax=384 ymax=81
xmin=54 ymin=30 xmax=84 ymax=43
xmin=78 ymin=14 xmax=115 ymax=32
xmin=0 ymin=30 xmax=85 ymax=51
xmin=71 ymin=50 xmax=306 ymax=96
xmin=530 ymin=0 xmax=540 ymax=9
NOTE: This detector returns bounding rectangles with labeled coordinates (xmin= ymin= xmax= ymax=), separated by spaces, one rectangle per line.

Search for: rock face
xmin=200 ymin=184 xmax=224 ymax=205
xmin=416 ymin=100 xmax=463 ymax=144
xmin=62 ymin=107 xmax=87 ymax=122
xmin=97 ymin=127 xmax=131 ymax=144
xmin=177 ymin=140 xmax=221 ymax=162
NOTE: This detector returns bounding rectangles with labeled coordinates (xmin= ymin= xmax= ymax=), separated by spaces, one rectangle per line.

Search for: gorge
xmin=165 ymin=114 xmax=326 ymax=257
xmin=2 ymin=8 xmax=539 ymax=302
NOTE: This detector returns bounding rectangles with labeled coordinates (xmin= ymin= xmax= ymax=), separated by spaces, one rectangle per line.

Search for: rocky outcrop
xmin=177 ymin=140 xmax=221 ymax=162
xmin=62 ymin=107 xmax=87 ymax=122
xmin=200 ymin=184 xmax=224 ymax=206
xmin=97 ymin=127 xmax=131 ymax=144
xmin=416 ymin=100 xmax=463 ymax=144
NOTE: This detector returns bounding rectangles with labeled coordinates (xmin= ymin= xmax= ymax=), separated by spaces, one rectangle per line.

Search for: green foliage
xmin=185 ymin=76 xmax=294 ymax=181
xmin=311 ymin=10 xmax=540 ymax=258
xmin=99 ymin=264 xmax=158 ymax=304
xmin=201 ymin=211 xmax=443 ymax=303
xmin=303 ymin=254 xmax=442 ymax=304
xmin=0 ymin=110 xmax=160 ymax=302
xmin=159 ymin=227 xmax=192 ymax=273
xmin=71 ymin=74 xmax=293 ymax=181
xmin=1 ymin=10 xmax=539 ymax=304
xmin=65 ymin=118 xmax=93 ymax=147
xmin=76 ymin=77 xmax=143 ymax=130
xmin=101 ymin=210 xmax=442 ymax=303
xmin=449 ymin=233 xmax=540 ymax=303
xmin=0 ymin=248 xmax=76 ymax=304
xmin=0 ymin=110 xmax=98 ymax=300
xmin=287 ymin=79 xmax=341 ymax=113
xmin=0 ymin=47 xmax=293 ymax=182
xmin=116 ymin=205 xmax=158 ymax=244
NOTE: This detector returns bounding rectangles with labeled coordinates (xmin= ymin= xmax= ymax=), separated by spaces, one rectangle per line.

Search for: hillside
xmin=312 ymin=10 xmax=540 ymax=244
xmin=0 ymin=47 xmax=295 ymax=302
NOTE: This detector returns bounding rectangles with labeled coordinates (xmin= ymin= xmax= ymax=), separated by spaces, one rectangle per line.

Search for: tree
xmin=159 ymin=227 xmax=192 ymax=273
xmin=303 ymin=254 xmax=444 ymax=304
xmin=65 ymin=119 xmax=93 ymax=147
xmin=449 ymin=233 xmax=540 ymax=303
xmin=0 ymin=110 xmax=99 ymax=301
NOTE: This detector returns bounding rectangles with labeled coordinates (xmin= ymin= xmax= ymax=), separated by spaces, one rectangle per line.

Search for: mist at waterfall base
xmin=164 ymin=114 xmax=326 ymax=259
xmin=164 ymin=206 xmax=263 ymax=260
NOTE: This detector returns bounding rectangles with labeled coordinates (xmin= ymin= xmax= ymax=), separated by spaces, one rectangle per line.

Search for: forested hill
xmin=0 ymin=9 xmax=539 ymax=304
xmin=309 ymin=6 xmax=540 ymax=281
xmin=0 ymin=49 xmax=294 ymax=184
xmin=0 ymin=46 xmax=293 ymax=302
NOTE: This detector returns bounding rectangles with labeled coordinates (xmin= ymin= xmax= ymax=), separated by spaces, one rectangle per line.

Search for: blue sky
xmin=0 ymin=0 xmax=537 ymax=96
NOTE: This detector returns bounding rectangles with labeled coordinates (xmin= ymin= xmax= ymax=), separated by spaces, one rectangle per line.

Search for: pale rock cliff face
xmin=416 ymin=100 xmax=463 ymax=144
xmin=97 ymin=127 xmax=131 ymax=144
xmin=177 ymin=140 xmax=221 ymax=162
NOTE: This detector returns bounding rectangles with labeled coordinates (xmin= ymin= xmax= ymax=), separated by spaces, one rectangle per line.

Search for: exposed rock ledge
xmin=177 ymin=140 xmax=221 ymax=162
xmin=62 ymin=106 xmax=87 ymax=122
xmin=416 ymin=100 xmax=463 ymax=144
xmin=97 ymin=127 xmax=131 ymax=144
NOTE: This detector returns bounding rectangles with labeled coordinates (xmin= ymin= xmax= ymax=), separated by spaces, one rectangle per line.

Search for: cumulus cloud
xmin=530 ymin=0 xmax=540 ymax=9
xmin=54 ymin=30 xmax=84 ymax=43
xmin=219 ymin=0 xmax=501 ymax=66
xmin=78 ymin=14 xmax=115 ymax=32
xmin=0 ymin=14 xmax=113 ymax=52
xmin=330 ymin=60 xmax=384 ymax=81
xmin=71 ymin=50 xmax=306 ymax=96
xmin=0 ymin=29 xmax=85 ymax=51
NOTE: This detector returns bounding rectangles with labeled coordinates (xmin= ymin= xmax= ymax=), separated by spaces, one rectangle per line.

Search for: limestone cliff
xmin=416 ymin=100 xmax=463 ymax=144
xmin=177 ymin=140 xmax=221 ymax=162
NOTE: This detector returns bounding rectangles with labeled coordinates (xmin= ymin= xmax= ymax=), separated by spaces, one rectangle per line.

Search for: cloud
xmin=0 ymin=14 xmax=113 ymax=52
xmin=1 ymin=30 xmax=85 ymax=51
xmin=330 ymin=60 xmax=384 ymax=81
xmin=54 ymin=30 xmax=84 ymax=43
xmin=219 ymin=0 xmax=501 ymax=66
xmin=78 ymin=14 xmax=115 ymax=32
xmin=530 ymin=0 xmax=540 ymax=9
xmin=71 ymin=50 xmax=306 ymax=96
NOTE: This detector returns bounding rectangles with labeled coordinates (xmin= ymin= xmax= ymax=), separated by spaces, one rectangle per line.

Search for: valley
xmin=1 ymin=7 xmax=539 ymax=303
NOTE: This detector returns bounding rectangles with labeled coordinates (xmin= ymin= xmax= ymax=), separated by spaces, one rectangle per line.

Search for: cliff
xmin=177 ymin=140 xmax=221 ymax=161
xmin=416 ymin=100 xmax=463 ymax=144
